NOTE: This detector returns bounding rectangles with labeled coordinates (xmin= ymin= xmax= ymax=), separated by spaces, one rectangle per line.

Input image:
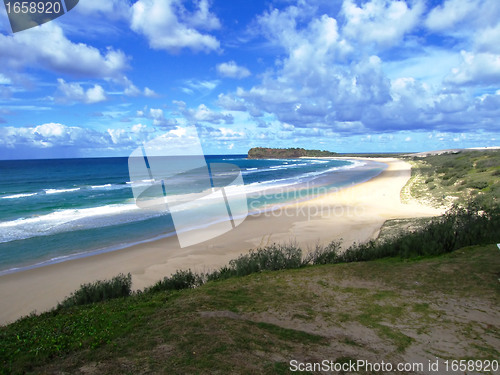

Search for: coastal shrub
xmin=205 ymin=242 xmax=304 ymax=282
xmin=206 ymin=265 xmax=234 ymax=282
xmin=145 ymin=269 xmax=203 ymax=293
xmin=425 ymin=177 xmax=434 ymax=183
xmin=57 ymin=273 xmax=132 ymax=309
xmin=467 ymin=180 xmax=488 ymax=190
xmin=492 ymin=169 xmax=500 ymax=176
xmin=342 ymin=199 xmax=500 ymax=260
xmin=441 ymin=177 xmax=457 ymax=187
xmin=436 ymin=167 xmax=448 ymax=174
xmin=303 ymin=240 xmax=342 ymax=265
xmin=441 ymin=173 xmax=452 ymax=180
xmin=228 ymin=242 xmax=303 ymax=276
xmin=477 ymin=157 xmax=499 ymax=169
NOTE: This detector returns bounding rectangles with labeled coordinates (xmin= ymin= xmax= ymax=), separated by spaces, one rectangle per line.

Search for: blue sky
xmin=0 ymin=0 xmax=499 ymax=159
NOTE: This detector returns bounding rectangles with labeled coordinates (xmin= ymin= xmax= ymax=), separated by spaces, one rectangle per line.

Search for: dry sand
xmin=0 ymin=158 xmax=443 ymax=325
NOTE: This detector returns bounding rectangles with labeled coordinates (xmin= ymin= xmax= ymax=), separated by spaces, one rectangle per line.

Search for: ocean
xmin=0 ymin=156 xmax=386 ymax=275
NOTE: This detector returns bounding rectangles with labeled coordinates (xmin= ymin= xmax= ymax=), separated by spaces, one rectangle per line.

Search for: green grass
xmin=1 ymin=244 xmax=499 ymax=374
xmin=403 ymin=149 xmax=500 ymax=207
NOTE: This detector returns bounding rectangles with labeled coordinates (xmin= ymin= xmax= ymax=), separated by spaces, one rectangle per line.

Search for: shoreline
xmin=0 ymin=157 xmax=381 ymax=277
xmin=0 ymin=157 xmax=443 ymax=326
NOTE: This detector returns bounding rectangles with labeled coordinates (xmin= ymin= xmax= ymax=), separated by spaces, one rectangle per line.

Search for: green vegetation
xmin=342 ymin=200 xmax=499 ymax=260
xmin=1 ymin=243 xmax=499 ymax=374
xmin=144 ymin=269 xmax=204 ymax=293
xmin=403 ymin=150 xmax=500 ymax=207
xmin=1 ymin=199 xmax=499 ymax=374
xmin=56 ymin=273 xmax=132 ymax=309
xmin=248 ymin=147 xmax=336 ymax=159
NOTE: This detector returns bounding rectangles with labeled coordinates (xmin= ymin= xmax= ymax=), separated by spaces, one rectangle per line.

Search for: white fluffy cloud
xmin=0 ymin=122 xmax=161 ymax=158
xmin=0 ymin=123 xmax=109 ymax=150
xmin=131 ymin=0 xmax=220 ymax=53
xmin=219 ymin=0 xmax=500 ymax=137
xmin=178 ymin=102 xmax=233 ymax=124
xmin=56 ymin=79 xmax=107 ymax=104
xmin=216 ymin=61 xmax=251 ymax=79
xmin=475 ymin=24 xmax=500 ymax=53
xmin=0 ymin=22 xmax=128 ymax=79
xmin=446 ymin=51 xmax=500 ymax=85
xmin=342 ymin=0 xmax=424 ymax=47
xmin=425 ymin=0 xmax=475 ymax=31
xmin=235 ymin=4 xmax=395 ymax=132
xmin=74 ymin=0 xmax=131 ymax=18
xmin=181 ymin=79 xmax=219 ymax=95
xmin=136 ymin=107 xmax=178 ymax=128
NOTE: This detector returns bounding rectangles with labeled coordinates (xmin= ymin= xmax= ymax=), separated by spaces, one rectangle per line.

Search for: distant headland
xmin=247 ymin=147 xmax=337 ymax=159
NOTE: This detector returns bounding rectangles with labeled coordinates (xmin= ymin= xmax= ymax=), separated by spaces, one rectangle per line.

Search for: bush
xmin=467 ymin=181 xmax=489 ymax=190
xmin=436 ymin=167 xmax=448 ymax=174
xmin=205 ymin=242 xmax=305 ymax=282
xmin=228 ymin=242 xmax=303 ymax=276
xmin=342 ymin=199 xmax=500 ymax=260
xmin=441 ymin=177 xmax=457 ymax=186
xmin=425 ymin=177 xmax=434 ymax=183
xmin=477 ymin=158 xmax=499 ymax=169
xmin=145 ymin=269 xmax=204 ymax=293
xmin=303 ymin=240 xmax=341 ymax=265
xmin=57 ymin=273 xmax=132 ymax=309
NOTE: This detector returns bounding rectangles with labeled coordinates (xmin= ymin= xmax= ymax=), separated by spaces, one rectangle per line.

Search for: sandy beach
xmin=0 ymin=157 xmax=443 ymax=326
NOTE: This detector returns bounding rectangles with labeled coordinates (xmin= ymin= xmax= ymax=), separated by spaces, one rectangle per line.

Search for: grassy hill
xmin=402 ymin=149 xmax=500 ymax=208
xmin=1 ymin=244 xmax=499 ymax=374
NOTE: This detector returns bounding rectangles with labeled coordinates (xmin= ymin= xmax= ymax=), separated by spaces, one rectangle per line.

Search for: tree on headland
xmin=248 ymin=147 xmax=336 ymax=158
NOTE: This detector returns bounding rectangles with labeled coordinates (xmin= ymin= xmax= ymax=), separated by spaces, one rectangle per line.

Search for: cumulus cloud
xmin=425 ymin=0 xmax=500 ymax=37
xmin=175 ymin=101 xmax=233 ymax=124
xmin=181 ymin=79 xmax=219 ymax=95
xmin=219 ymin=0 xmax=500 ymax=137
xmin=0 ymin=22 xmax=128 ymax=79
xmin=341 ymin=0 xmax=424 ymax=47
xmin=131 ymin=0 xmax=220 ymax=53
xmin=0 ymin=123 xmax=110 ymax=150
xmin=425 ymin=0 xmax=475 ymax=31
xmin=216 ymin=61 xmax=251 ymax=79
xmin=200 ymin=126 xmax=246 ymax=141
xmin=237 ymin=4 xmax=394 ymax=132
xmin=74 ymin=0 xmax=131 ymax=18
xmin=0 ymin=122 xmax=163 ymax=158
xmin=446 ymin=51 xmax=500 ymax=85
xmin=0 ymin=74 xmax=11 ymax=85
xmin=136 ymin=107 xmax=178 ymax=128
xmin=56 ymin=79 xmax=107 ymax=104
xmin=216 ymin=93 xmax=247 ymax=111
xmin=143 ymin=87 xmax=157 ymax=97
xmin=475 ymin=24 xmax=500 ymax=53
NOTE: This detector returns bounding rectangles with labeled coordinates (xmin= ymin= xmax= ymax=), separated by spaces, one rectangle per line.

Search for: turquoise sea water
xmin=0 ymin=156 xmax=386 ymax=274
